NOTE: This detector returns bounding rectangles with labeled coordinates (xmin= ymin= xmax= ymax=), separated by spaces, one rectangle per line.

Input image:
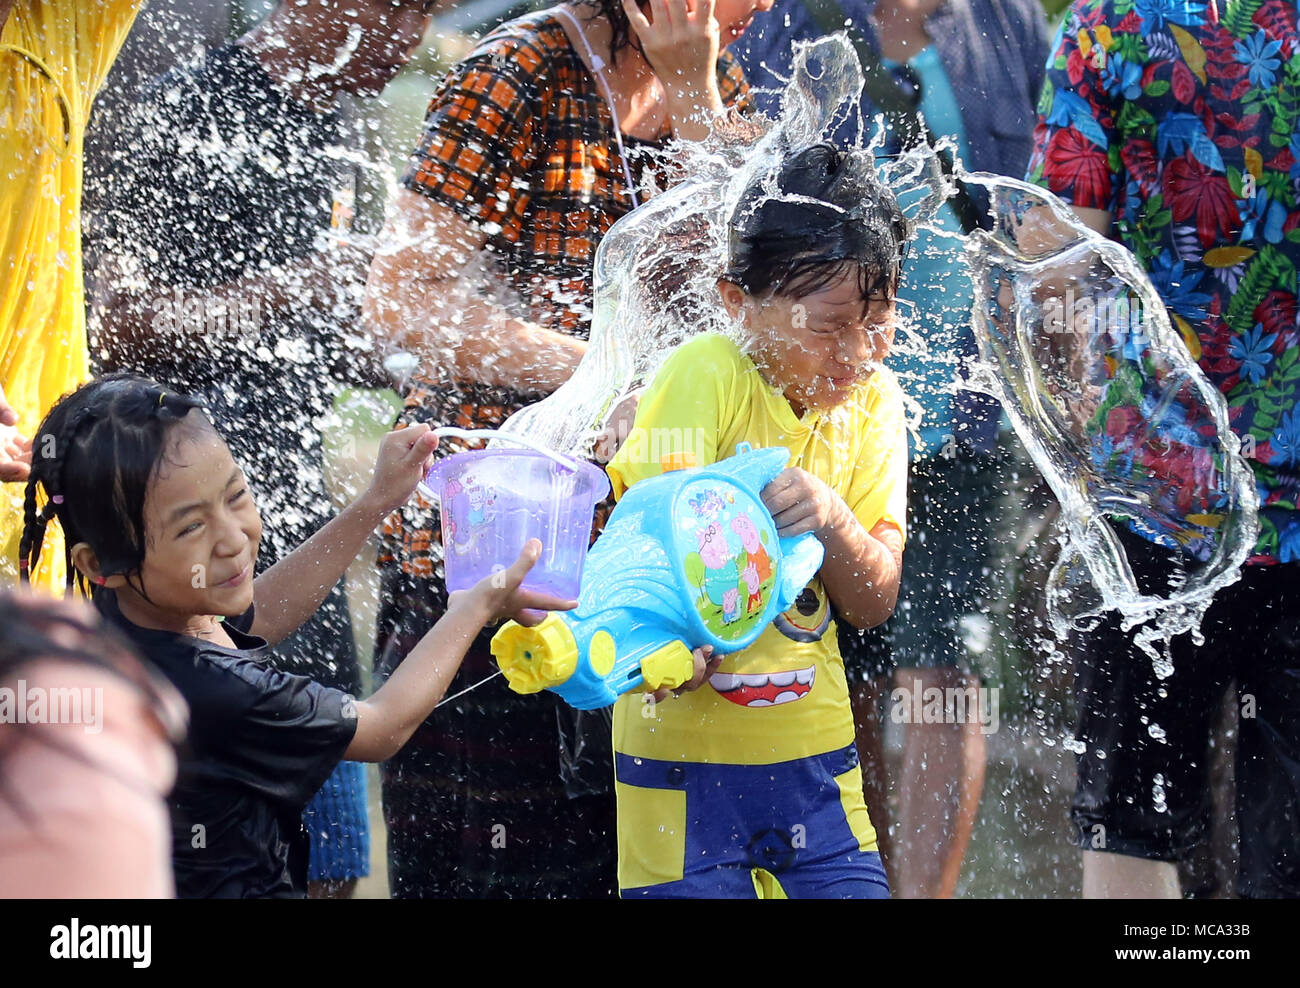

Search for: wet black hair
xmin=18 ymin=374 xmax=208 ymax=599
xmin=724 ymin=143 xmax=912 ymax=303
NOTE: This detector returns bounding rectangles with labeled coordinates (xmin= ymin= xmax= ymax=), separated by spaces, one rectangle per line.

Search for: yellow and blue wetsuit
xmin=607 ymin=332 xmax=908 ymax=898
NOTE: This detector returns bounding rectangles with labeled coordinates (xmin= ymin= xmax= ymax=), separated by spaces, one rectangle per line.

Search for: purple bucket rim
xmin=420 ymin=446 xmax=610 ymax=500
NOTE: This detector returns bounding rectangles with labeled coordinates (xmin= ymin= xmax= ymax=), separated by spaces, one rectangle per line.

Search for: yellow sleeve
xmin=606 ymin=334 xmax=738 ymax=499
xmin=71 ymin=0 xmax=142 ymax=107
xmin=846 ymin=373 xmax=909 ymax=542
xmin=3 ymin=0 xmax=142 ymax=112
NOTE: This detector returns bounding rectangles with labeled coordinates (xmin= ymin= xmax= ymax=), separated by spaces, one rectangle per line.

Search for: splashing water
xmin=1152 ymin=772 xmax=1169 ymax=814
xmin=499 ymin=33 xmax=1258 ymax=656
xmin=957 ymin=172 xmax=1259 ymax=655
xmin=304 ymin=24 xmax=366 ymax=82
xmin=496 ymin=34 xmax=951 ymax=450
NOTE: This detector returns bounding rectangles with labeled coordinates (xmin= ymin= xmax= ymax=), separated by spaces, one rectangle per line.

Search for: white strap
xmin=436 ymin=670 xmax=502 ymax=708
xmin=552 ymin=5 xmax=640 ymax=207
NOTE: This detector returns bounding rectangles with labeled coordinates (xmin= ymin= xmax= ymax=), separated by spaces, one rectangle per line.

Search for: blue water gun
xmin=490 ymin=443 xmax=825 ymax=709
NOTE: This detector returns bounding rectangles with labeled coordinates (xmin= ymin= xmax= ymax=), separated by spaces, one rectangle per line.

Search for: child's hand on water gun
xmin=453 ymin=539 xmax=579 ymax=627
xmin=361 ymin=423 xmax=440 ymax=516
xmin=761 ymin=468 xmax=848 ymax=540
xmin=644 ymin=645 xmax=720 ymax=703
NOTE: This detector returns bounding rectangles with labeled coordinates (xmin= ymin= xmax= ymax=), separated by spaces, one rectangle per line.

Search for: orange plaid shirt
xmin=383 ymin=10 xmax=751 ymax=580
xmin=403 ymin=10 xmax=750 ymax=339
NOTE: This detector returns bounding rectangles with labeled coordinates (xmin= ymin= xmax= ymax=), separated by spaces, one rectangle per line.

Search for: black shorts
xmin=1069 ymin=525 xmax=1300 ymax=897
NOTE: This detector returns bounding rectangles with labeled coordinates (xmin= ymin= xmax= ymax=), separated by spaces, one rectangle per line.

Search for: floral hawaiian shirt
xmin=1028 ymin=0 xmax=1300 ymax=564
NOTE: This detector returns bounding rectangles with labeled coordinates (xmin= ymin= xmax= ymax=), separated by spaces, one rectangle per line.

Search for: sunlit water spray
xmin=500 ymin=36 xmax=948 ymax=453
xmin=492 ymin=34 xmax=1258 ymax=663
xmin=957 ymin=171 xmax=1258 ymax=659
xmin=305 ymin=24 xmax=366 ymax=82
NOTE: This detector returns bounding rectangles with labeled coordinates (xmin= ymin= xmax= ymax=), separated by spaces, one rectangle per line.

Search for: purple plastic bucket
xmin=422 ymin=443 xmax=609 ymax=598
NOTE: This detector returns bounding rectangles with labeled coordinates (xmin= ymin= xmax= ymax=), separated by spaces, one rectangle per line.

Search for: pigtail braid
xmin=16 ymin=473 xmax=43 ymax=583
xmin=16 ymin=404 xmax=93 ymax=590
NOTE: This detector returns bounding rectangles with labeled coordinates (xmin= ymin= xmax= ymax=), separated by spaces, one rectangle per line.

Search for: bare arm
xmin=250 ymin=423 xmax=438 ymax=645
xmin=1071 ymin=206 xmax=1115 ymax=237
xmin=622 ymin=0 xmax=726 ymax=143
xmin=94 ymin=262 xmax=285 ymax=354
xmin=1001 ymin=201 xmax=1116 ymax=428
xmin=761 ymin=469 xmax=904 ymax=630
xmin=363 ymin=190 xmax=587 ymax=392
xmin=344 ymin=541 xmax=576 ymax=762
xmin=817 ymin=517 xmax=903 ymax=630
xmin=249 ymin=497 xmax=388 ymax=647
xmin=342 ymin=590 xmax=490 ymax=762
xmin=92 ymin=244 xmax=371 ymax=356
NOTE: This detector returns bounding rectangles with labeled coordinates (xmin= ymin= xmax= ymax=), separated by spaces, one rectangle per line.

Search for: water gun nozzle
xmin=490 ymin=615 xmax=579 ymax=694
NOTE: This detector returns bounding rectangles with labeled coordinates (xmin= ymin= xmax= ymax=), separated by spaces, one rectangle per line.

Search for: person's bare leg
xmin=1083 ymin=851 xmax=1180 ymax=898
xmin=935 ymin=703 xmax=986 ymax=897
xmin=894 ymin=666 xmax=986 ymax=898
xmin=851 ymin=677 xmax=895 ymax=885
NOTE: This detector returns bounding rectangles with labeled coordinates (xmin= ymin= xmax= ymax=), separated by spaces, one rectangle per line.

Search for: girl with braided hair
xmin=18 ymin=374 xmax=575 ymax=897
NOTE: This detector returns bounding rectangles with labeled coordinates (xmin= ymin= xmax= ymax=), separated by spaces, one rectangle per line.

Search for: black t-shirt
xmin=91 ymin=42 xmax=375 ymax=560
xmin=94 ymin=591 xmax=359 ymax=899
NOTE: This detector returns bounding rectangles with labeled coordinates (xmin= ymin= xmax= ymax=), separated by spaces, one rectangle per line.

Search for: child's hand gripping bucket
xmin=419 ymin=428 xmax=610 ymax=598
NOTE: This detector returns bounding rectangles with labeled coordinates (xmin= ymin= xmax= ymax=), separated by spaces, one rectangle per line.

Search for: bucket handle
xmin=433 ymin=426 xmax=578 ymax=473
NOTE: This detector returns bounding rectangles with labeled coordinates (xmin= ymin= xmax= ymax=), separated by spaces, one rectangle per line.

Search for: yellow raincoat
xmin=0 ymin=0 xmax=141 ymax=590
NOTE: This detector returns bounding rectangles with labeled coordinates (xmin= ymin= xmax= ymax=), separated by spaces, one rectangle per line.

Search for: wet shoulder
xmin=680 ymin=330 xmax=746 ymax=360
xmin=859 ymin=363 xmax=903 ymax=404
xmin=151 ymin=642 xmax=274 ymax=729
xmin=661 ymin=332 xmax=752 ymax=382
xmin=192 ymin=647 xmax=279 ymax=695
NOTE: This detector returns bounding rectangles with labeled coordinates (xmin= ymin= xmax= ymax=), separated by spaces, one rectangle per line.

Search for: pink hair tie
xmin=51 ymin=495 xmax=64 ymax=504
